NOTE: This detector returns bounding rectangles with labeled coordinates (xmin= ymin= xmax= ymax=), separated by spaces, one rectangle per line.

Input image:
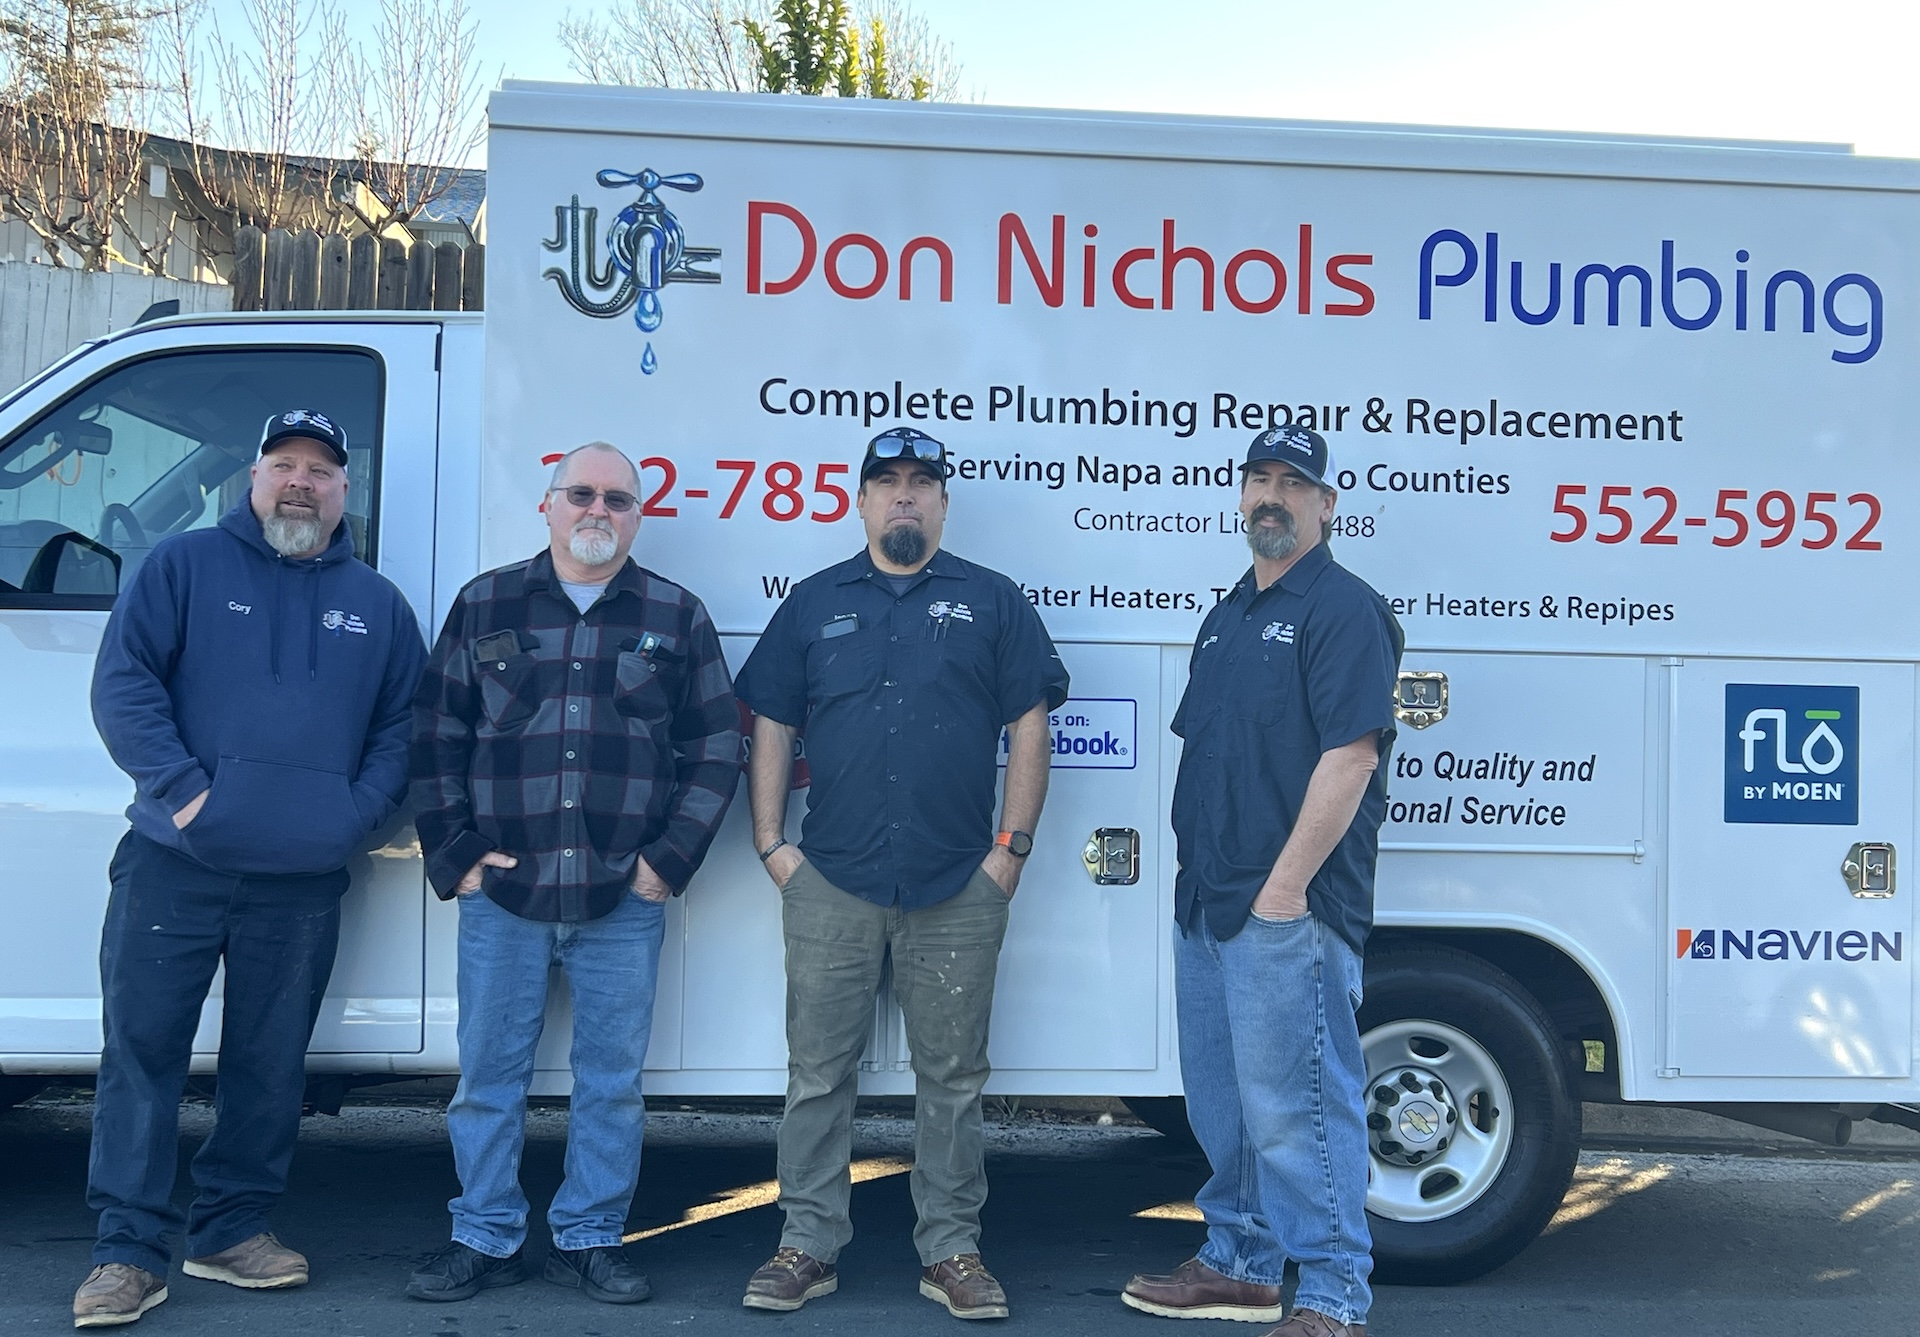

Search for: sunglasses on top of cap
xmin=552 ymin=484 xmax=638 ymax=513
xmin=865 ymin=427 xmax=946 ymax=463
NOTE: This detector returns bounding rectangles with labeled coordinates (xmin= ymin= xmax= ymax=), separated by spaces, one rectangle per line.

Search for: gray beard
xmin=1246 ymin=505 xmax=1298 ymax=561
xmin=880 ymin=524 xmax=928 ymax=568
xmin=262 ymin=512 xmax=325 ymax=558
xmin=570 ymin=524 xmax=618 ymax=566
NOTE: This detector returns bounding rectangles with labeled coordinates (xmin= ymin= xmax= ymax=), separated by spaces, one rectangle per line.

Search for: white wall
xmin=0 ymin=261 xmax=229 ymax=396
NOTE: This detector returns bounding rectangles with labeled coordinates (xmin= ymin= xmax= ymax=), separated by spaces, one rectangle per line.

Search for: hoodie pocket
xmin=184 ymin=755 xmax=362 ymax=875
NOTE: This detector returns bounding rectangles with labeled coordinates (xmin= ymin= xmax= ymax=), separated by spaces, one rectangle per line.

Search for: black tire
xmin=1121 ymin=1096 xmax=1199 ymax=1148
xmin=1360 ymin=946 xmax=1580 ymax=1285
xmin=0 ymin=1076 xmax=49 ymax=1110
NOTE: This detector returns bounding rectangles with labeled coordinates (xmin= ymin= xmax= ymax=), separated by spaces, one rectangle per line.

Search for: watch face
xmin=1007 ymin=831 xmax=1034 ymax=857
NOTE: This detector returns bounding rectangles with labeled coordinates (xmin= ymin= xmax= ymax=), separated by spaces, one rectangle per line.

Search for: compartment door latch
xmin=1395 ymin=670 xmax=1449 ymax=730
xmin=1083 ymin=828 xmax=1140 ymax=886
xmin=1842 ymin=842 xmax=1896 ymax=898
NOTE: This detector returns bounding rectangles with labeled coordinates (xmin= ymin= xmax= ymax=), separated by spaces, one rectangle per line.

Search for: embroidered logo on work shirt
xmin=322 ymin=609 xmax=369 ymax=635
xmin=1262 ymin=621 xmax=1296 ymax=645
xmin=928 ymin=600 xmax=974 ymax=623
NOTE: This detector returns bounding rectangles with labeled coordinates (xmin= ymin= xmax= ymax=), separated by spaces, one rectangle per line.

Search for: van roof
xmin=489 ymin=82 xmax=1920 ymax=194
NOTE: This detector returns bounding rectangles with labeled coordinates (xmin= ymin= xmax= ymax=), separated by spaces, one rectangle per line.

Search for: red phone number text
xmin=637 ymin=458 xmax=852 ymax=522
xmin=1550 ymin=485 xmax=1882 ymax=550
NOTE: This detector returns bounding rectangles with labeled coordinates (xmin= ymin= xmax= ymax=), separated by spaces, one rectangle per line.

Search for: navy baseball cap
xmin=259 ymin=409 xmax=349 ymax=466
xmin=861 ymin=426 xmax=949 ymax=481
xmin=1242 ymin=424 xmax=1330 ymax=486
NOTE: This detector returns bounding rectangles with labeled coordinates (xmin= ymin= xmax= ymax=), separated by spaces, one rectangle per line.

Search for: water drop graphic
xmin=635 ymin=289 xmax=663 ymax=333
xmin=641 ymin=342 xmax=658 ymax=375
xmin=1801 ymin=720 xmax=1845 ymax=775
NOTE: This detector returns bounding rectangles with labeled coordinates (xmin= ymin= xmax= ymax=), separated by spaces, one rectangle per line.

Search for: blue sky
xmin=305 ymin=1 xmax=1920 ymax=160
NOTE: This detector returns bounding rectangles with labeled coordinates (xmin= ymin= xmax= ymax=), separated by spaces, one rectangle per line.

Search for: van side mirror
xmin=21 ymin=530 xmax=121 ymax=596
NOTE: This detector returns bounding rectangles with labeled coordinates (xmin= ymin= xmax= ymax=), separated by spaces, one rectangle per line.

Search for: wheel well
xmin=1369 ymin=929 xmax=1620 ymax=1100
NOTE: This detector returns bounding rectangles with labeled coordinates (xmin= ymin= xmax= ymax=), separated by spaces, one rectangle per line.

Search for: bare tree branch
xmin=0 ymin=0 xmax=172 ymax=270
xmin=341 ymin=0 xmax=483 ymax=230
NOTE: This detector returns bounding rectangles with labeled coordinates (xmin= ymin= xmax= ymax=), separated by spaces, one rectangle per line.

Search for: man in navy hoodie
xmin=74 ymin=410 xmax=427 ymax=1329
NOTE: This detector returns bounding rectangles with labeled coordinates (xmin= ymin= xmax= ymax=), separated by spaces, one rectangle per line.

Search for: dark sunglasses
xmin=865 ymin=427 xmax=946 ymax=463
xmin=553 ymin=485 xmax=638 ymax=513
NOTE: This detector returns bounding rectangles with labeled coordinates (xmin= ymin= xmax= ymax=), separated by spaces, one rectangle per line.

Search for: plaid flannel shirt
xmin=411 ymin=549 xmax=743 ymax=922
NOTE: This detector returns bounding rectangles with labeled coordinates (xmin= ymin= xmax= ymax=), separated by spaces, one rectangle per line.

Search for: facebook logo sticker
xmin=1724 ymin=684 xmax=1859 ymax=826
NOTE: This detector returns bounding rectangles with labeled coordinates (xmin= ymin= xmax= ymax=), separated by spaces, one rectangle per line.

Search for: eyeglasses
xmin=552 ymin=485 xmax=638 ymax=513
xmin=865 ymin=427 xmax=946 ymax=463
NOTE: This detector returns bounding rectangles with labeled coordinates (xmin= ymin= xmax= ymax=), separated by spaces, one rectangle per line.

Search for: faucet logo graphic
xmin=1724 ymin=684 xmax=1858 ymax=826
xmin=542 ymin=168 xmax=721 ymax=374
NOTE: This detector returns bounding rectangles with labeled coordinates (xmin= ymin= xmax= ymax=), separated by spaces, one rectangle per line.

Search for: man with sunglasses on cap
xmin=1122 ymin=426 xmax=1401 ymax=1337
xmin=77 ymin=410 xmax=426 ymax=1327
xmin=732 ymin=426 xmax=1069 ymax=1322
xmin=407 ymin=442 xmax=742 ymax=1308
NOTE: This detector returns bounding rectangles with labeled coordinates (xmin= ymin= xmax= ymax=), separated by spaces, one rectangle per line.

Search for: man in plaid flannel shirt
xmin=406 ymin=442 xmax=742 ymax=1307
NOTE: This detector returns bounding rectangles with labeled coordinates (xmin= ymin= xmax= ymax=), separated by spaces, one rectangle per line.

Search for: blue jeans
xmin=1175 ymin=909 xmax=1373 ymax=1326
xmin=89 ymin=832 xmax=346 ymax=1274
xmin=447 ymin=889 xmax=665 ymax=1255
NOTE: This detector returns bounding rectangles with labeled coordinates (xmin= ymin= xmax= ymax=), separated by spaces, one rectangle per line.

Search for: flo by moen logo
xmin=1676 ymin=927 xmax=1902 ymax=963
xmin=1723 ymin=683 xmax=1858 ymax=825
xmin=542 ymin=167 xmax=721 ymax=375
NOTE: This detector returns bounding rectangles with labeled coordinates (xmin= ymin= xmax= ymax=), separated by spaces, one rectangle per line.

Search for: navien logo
xmin=1676 ymin=927 xmax=1902 ymax=963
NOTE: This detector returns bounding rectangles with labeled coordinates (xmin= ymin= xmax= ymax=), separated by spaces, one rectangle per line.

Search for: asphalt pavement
xmin=3 ymin=1092 xmax=1916 ymax=1335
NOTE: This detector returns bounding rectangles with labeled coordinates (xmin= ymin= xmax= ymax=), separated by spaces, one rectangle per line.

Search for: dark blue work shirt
xmin=736 ymin=548 xmax=1070 ymax=910
xmin=1170 ymin=543 xmax=1403 ymax=953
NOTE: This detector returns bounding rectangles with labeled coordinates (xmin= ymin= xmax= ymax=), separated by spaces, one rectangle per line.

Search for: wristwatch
xmin=995 ymin=830 xmax=1034 ymax=857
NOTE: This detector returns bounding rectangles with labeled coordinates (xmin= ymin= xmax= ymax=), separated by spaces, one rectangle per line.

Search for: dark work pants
xmin=88 ymin=832 xmax=345 ymax=1274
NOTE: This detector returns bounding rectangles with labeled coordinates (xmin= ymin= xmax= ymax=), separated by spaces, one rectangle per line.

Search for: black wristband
xmin=758 ymin=838 xmax=789 ymax=863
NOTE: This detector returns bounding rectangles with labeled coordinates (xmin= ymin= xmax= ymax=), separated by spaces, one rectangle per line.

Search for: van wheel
xmin=1121 ymin=1096 xmax=1198 ymax=1148
xmin=0 ymin=1076 xmax=49 ymax=1110
xmin=1361 ymin=946 xmax=1580 ymax=1285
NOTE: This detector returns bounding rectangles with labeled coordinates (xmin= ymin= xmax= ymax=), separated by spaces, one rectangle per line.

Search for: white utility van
xmin=4 ymin=85 xmax=1918 ymax=1282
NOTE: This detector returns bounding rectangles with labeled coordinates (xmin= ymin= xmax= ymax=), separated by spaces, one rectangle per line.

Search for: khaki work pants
xmin=774 ymin=859 xmax=1010 ymax=1266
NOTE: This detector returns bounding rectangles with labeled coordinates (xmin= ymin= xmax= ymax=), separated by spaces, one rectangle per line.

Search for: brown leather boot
xmin=1259 ymin=1309 xmax=1367 ymax=1337
xmin=741 ymin=1247 xmax=837 ymax=1311
xmin=1121 ymin=1257 xmax=1286 ymax=1322
xmin=920 ymin=1252 xmax=1009 ymax=1320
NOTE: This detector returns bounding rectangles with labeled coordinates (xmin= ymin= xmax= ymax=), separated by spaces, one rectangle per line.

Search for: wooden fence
xmin=0 ymin=261 xmax=230 ymax=395
xmin=230 ymin=225 xmax=485 ymax=313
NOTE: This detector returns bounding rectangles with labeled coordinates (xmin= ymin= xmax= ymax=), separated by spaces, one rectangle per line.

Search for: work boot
xmin=1121 ymin=1256 xmax=1285 ymax=1322
xmin=181 ymin=1233 xmax=308 ymax=1289
xmin=742 ymin=1246 xmax=838 ymax=1311
xmin=72 ymin=1264 xmax=167 ymax=1328
xmin=404 ymin=1241 xmax=527 ymax=1302
xmin=1259 ymin=1310 xmax=1367 ymax=1337
xmin=920 ymin=1252 xmax=1010 ymax=1320
xmin=543 ymin=1245 xmax=652 ymax=1303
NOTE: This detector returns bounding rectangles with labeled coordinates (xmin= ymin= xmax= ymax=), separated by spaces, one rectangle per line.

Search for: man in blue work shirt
xmin=733 ymin=427 xmax=1069 ymax=1322
xmin=1123 ymin=425 xmax=1401 ymax=1337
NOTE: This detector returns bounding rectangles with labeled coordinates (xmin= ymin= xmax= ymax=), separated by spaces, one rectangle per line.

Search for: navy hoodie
xmin=91 ymin=502 xmax=428 ymax=876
